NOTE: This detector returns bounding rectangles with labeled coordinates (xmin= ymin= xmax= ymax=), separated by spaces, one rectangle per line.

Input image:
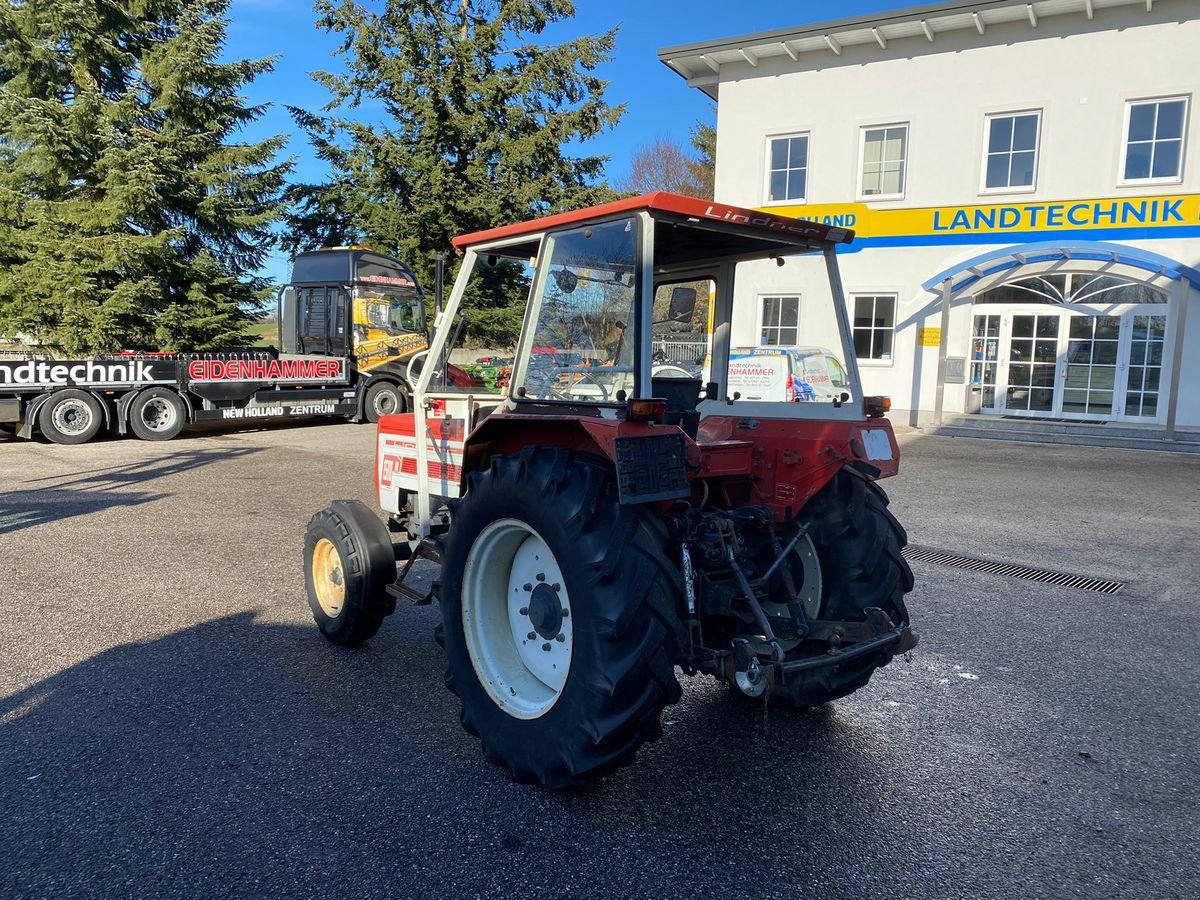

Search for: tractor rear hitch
xmin=775 ymin=624 xmax=917 ymax=676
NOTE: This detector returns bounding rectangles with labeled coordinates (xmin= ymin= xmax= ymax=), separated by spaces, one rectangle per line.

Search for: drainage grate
xmin=902 ymin=545 xmax=1125 ymax=594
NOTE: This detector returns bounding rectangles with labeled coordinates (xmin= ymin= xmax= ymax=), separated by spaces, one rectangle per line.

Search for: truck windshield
xmin=357 ymin=287 xmax=422 ymax=335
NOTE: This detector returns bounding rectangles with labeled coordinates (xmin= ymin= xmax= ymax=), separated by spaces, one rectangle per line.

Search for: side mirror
xmin=667 ymin=287 xmax=697 ymax=323
xmin=552 ymin=268 xmax=578 ymax=294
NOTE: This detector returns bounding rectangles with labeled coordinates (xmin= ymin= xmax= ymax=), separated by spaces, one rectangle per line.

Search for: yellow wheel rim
xmin=312 ymin=538 xmax=346 ymax=617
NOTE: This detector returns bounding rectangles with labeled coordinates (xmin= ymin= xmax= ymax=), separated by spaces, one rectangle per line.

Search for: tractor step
xmin=384 ymin=536 xmax=444 ymax=606
xmin=386 ymin=581 xmax=433 ymax=605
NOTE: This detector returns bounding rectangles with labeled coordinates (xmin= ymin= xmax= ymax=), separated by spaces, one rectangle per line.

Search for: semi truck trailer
xmin=0 ymin=248 xmax=433 ymax=444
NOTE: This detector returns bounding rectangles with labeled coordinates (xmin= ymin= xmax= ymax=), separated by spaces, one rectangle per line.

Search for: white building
xmin=660 ymin=0 xmax=1200 ymax=437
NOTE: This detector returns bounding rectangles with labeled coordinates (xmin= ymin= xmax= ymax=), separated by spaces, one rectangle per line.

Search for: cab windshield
xmin=357 ymin=286 xmax=422 ymax=335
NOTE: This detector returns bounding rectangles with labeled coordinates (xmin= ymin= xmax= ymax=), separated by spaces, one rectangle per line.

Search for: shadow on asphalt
xmin=1 ymin=447 xmax=263 ymax=535
xmin=0 ymin=611 xmax=893 ymax=894
xmin=0 ymin=487 xmax=168 ymax=536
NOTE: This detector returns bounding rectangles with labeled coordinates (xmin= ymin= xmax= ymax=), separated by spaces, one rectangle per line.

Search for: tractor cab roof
xmin=451 ymin=192 xmax=855 ymax=268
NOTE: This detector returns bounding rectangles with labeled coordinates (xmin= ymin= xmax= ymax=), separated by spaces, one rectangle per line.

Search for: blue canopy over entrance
xmin=922 ymin=240 xmax=1200 ymax=296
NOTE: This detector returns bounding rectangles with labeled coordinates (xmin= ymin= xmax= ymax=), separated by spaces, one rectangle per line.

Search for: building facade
xmin=660 ymin=0 xmax=1200 ymax=433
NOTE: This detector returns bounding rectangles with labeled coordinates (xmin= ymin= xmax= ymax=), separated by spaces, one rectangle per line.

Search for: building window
xmin=859 ymin=124 xmax=907 ymax=199
xmin=852 ymin=295 xmax=895 ymax=361
xmin=760 ymin=295 xmax=799 ymax=346
xmin=983 ymin=111 xmax=1040 ymax=191
xmin=766 ymin=134 xmax=808 ymax=203
xmin=1122 ymin=97 xmax=1188 ymax=182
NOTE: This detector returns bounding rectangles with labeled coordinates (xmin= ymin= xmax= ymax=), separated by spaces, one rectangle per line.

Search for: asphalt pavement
xmin=1 ymin=421 xmax=1198 ymax=899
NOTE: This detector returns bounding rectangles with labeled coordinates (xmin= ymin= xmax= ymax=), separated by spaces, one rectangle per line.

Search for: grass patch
xmin=246 ymin=320 xmax=277 ymax=348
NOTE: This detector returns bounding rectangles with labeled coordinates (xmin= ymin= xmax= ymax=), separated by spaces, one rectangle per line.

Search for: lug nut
xmin=551 ymin=583 xmax=560 ymax=591
xmin=527 ymin=632 xmax=536 ymax=640
xmin=560 ymin=610 xmax=569 ymax=618
xmin=523 ymin=583 xmax=532 ymax=592
xmin=541 ymin=642 xmax=552 ymax=652
xmin=555 ymin=634 xmax=565 ymax=643
xmin=519 ymin=606 xmax=529 ymax=615
xmin=536 ymin=573 xmax=545 ymax=582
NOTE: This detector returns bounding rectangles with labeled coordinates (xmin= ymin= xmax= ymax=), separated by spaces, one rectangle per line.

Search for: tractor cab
xmin=388 ymin=193 xmax=897 ymax=525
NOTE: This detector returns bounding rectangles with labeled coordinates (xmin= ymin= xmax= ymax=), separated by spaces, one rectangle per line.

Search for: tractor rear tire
xmin=303 ymin=500 xmax=397 ymax=647
xmin=364 ymin=381 xmax=404 ymax=422
xmin=435 ymin=448 xmax=684 ymax=788
xmin=771 ymin=469 xmax=914 ymax=709
xmin=39 ymin=389 xmax=104 ymax=444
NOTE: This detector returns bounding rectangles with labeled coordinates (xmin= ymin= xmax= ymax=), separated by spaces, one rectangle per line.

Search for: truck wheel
xmin=303 ymin=500 xmax=397 ymax=647
xmin=38 ymin=389 xmax=104 ymax=444
xmin=364 ymin=381 xmax=404 ymax=422
xmin=128 ymin=388 xmax=186 ymax=441
xmin=436 ymin=449 xmax=684 ymax=788
xmin=770 ymin=470 xmax=914 ymax=709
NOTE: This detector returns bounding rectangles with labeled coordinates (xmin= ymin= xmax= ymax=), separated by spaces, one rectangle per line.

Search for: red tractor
xmin=303 ymin=193 xmax=916 ymax=787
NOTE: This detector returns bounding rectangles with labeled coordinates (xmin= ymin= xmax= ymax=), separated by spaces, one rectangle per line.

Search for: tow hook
xmin=731 ymin=638 xmax=769 ymax=697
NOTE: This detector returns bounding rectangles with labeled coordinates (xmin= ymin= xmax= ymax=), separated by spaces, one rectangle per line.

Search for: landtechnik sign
xmin=0 ymin=358 xmax=175 ymax=387
xmin=770 ymin=192 xmax=1200 ymax=248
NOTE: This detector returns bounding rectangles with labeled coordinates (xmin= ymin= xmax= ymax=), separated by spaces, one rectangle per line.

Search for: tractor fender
xmin=695 ymin=414 xmax=900 ymax=519
xmin=462 ymin=411 xmax=693 ymax=495
xmin=117 ymin=386 xmax=194 ymax=435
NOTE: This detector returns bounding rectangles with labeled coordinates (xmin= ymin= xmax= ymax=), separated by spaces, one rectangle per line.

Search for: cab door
xmin=327 ymin=288 xmax=350 ymax=357
xmin=296 ymin=285 xmax=350 ymax=357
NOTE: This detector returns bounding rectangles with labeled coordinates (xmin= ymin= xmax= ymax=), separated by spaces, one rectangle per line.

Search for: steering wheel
xmin=528 ymin=367 xmax=574 ymax=401
xmin=527 ymin=367 xmax=613 ymax=402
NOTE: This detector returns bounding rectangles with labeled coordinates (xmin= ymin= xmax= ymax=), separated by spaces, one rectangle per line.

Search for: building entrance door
xmin=1003 ymin=312 xmax=1063 ymax=417
xmin=969 ymin=306 xmax=1170 ymax=422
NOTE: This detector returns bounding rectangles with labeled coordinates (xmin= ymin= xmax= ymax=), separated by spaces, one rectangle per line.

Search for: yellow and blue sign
xmin=768 ymin=193 xmax=1200 ymax=250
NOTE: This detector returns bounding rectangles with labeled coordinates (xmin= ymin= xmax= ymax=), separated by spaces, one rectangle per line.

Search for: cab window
xmin=516 ymin=217 xmax=638 ymax=404
xmin=827 ymin=357 xmax=848 ymax=388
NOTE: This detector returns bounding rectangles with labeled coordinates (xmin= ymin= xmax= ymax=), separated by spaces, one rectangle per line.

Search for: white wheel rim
xmin=462 ymin=518 xmax=573 ymax=720
xmin=140 ymin=397 xmax=177 ymax=432
xmin=52 ymin=399 xmax=93 ymax=436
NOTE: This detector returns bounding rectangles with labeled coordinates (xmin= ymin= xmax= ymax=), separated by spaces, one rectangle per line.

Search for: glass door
xmin=969 ymin=314 xmax=1001 ymax=413
xmin=1121 ymin=312 xmax=1168 ymax=421
xmin=1003 ymin=313 xmax=1061 ymax=417
xmin=1061 ymin=315 xmax=1121 ymax=418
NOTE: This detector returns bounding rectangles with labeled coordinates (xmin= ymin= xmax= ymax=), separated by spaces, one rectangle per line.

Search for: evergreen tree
xmin=286 ymin=0 xmax=623 ymax=346
xmin=688 ymin=112 xmax=716 ymax=201
xmin=0 ymin=0 xmax=290 ymax=354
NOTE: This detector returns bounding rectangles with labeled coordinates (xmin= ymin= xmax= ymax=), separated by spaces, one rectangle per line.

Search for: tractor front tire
xmin=436 ymin=449 xmax=684 ymax=788
xmin=771 ymin=470 xmax=914 ymax=709
xmin=303 ymin=500 xmax=397 ymax=647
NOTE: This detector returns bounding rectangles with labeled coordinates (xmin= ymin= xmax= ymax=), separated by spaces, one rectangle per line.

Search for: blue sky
xmin=224 ymin=0 xmax=914 ymax=280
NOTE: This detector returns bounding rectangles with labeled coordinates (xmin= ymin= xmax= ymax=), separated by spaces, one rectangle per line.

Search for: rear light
xmin=865 ymin=396 xmax=891 ymax=418
xmin=626 ymin=398 xmax=667 ymax=423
